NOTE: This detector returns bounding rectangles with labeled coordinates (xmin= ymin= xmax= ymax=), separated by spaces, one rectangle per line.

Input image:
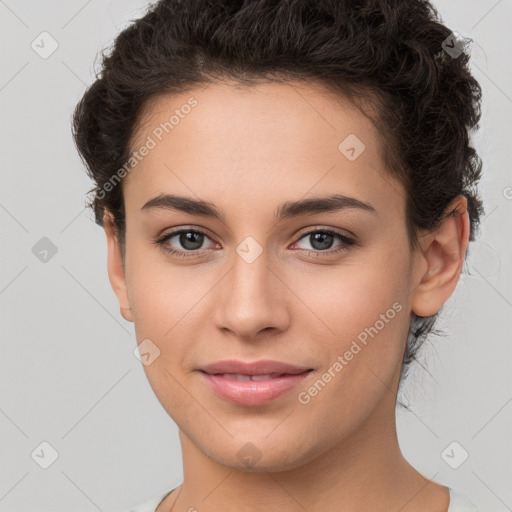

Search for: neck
xmin=171 ymin=390 xmax=448 ymax=512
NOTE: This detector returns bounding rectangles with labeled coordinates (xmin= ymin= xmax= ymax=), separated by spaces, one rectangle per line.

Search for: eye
xmin=153 ymin=227 xmax=356 ymax=259
xmin=154 ymin=228 xmax=218 ymax=258
xmin=291 ymin=229 xmax=355 ymax=257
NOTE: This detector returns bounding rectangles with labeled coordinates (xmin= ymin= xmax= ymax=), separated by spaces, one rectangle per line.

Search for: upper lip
xmin=198 ymin=359 xmax=313 ymax=376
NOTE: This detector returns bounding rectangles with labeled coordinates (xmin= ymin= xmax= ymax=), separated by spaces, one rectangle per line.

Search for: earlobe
xmin=411 ymin=196 xmax=470 ymax=318
xmin=103 ymin=211 xmax=133 ymax=323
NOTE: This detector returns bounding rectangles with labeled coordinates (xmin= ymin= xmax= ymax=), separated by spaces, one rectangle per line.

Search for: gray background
xmin=0 ymin=0 xmax=511 ymax=510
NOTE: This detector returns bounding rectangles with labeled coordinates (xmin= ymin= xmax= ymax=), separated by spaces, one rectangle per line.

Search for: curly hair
xmin=71 ymin=0 xmax=484 ymax=403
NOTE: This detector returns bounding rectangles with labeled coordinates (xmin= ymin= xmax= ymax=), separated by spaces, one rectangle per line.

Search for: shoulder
xmin=447 ymin=488 xmax=479 ymax=512
xmin=128 ymin=487 xmax=479 ymax=512
xmin=128 ymin=491 xmax=172 ymax=512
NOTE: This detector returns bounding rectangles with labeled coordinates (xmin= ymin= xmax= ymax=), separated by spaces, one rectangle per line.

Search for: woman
xmin=72 ymin=0 xmax=483 ymax=510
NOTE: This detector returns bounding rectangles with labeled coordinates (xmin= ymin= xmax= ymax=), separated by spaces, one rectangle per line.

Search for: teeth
xmin=251 ymin=374 xmax=279 ymax=381
xmin=221 ymin=373 xmax=251 ymax=381
xmin=219 ymin=373 xmax=283 ymax=381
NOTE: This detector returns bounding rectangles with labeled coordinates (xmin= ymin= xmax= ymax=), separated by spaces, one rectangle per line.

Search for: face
xmin=106 ymin=80 xmax=424 ymax=471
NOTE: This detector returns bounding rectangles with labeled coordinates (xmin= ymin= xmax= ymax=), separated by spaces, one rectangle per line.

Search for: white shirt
xmin=129 ymin=487 xmax=479 ymax=511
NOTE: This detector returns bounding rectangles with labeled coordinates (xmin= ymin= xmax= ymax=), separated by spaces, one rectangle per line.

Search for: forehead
xmin=124 ymin=80 xmax=404 ymax=222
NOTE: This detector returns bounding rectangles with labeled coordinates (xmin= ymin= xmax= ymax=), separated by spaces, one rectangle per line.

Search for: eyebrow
xmin=141 ymin=193 xmax=376 ymax=221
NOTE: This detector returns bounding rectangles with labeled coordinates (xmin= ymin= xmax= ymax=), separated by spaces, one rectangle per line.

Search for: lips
xmin=197 ymin=359 xmax=314 ymax=406
xmin=199 ymin=359 xmax=312 ymax=376
xmin=216 ymin=373 xmax=286 ymax=381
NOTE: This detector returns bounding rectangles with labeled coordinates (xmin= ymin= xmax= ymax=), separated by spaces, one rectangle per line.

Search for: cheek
xmin=127 ymin=262 xmax=201 ymax=415
xmin=297 ymin=249 xmax=408 ymax=340
xmin=126 ymin=239 xmax=203 ymax=330
xmin=290 ymin=278 xmax=408 ymax=440
xmin=125 ymin=251 xmax=217 ymax=383
xmin=296 ymin=248 xmax=411 ymax=393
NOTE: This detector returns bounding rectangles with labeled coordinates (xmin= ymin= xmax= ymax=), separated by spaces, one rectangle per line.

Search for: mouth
xmin=202 ymin=371 xmax=304 ymax=381
xmin=197 ymin=368 xmax=314 ymax=406
xmin=198 ymin=358 xmax=313 ymax=376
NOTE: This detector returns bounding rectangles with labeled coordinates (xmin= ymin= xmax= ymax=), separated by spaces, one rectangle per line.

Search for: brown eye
xmin=155 ymin=228 xmax=217 ymax=257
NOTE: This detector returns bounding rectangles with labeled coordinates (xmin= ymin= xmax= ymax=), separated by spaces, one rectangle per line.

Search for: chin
xmin=192 ymin=428 xmax=323 ymax=474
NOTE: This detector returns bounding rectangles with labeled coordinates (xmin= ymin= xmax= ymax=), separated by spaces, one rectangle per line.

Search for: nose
xmin=213 ymin=247 xmax=291 ymax=341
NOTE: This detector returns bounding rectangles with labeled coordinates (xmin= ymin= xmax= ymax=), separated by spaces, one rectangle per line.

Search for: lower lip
xmin=199 ymin=371 xmax=312 ymax=406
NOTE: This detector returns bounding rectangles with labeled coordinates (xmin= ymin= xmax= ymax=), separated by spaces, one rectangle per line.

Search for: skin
xmin=103 ymin=80 xmax=469 ymax=511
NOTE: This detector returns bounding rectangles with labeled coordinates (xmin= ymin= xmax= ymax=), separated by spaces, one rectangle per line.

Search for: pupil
xmin=311 ymin=232 xmax=333 ymax=250
xmin=181 ymin=232 xmax=203 ymax=250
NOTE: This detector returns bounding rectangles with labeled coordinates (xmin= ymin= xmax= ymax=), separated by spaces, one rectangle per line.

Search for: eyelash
xmin=153 ymin=227 xmax=356 ymax=259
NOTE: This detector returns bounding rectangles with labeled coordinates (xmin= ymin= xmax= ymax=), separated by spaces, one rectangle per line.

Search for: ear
xmin=103 ymin=211 xmax=133 ymax=323
xmin=410 ymin=195 xmax=470 ymax=317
